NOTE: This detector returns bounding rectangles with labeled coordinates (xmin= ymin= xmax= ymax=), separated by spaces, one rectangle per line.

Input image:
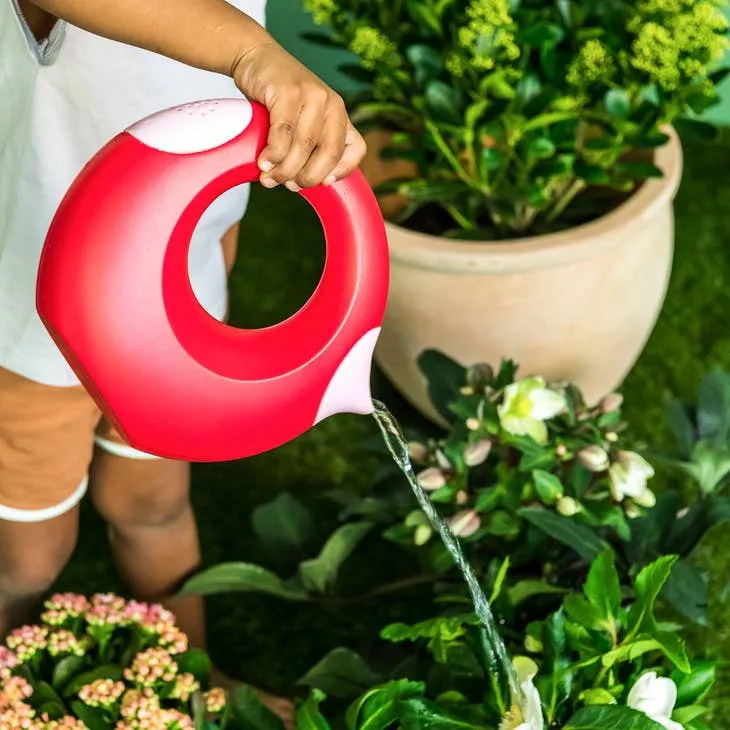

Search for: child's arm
xmin=31 ymin=0 xmax=366 ymax=189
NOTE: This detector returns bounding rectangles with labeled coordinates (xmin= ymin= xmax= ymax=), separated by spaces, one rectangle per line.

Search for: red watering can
xmin=36 ymin=98 xmax=390 ymax=462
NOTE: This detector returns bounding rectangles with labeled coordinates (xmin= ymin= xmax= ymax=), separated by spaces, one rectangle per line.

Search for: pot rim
xmin=384 ymin=126 xmax=683 ymax=274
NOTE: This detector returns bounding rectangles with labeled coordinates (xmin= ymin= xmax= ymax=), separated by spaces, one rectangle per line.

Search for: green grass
xmin=56 ymin=131 xmax=730 ymax=719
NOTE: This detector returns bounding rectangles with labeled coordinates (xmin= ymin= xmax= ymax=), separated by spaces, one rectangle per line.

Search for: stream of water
xmin=372 ymin=399 xmax=524 ymax=713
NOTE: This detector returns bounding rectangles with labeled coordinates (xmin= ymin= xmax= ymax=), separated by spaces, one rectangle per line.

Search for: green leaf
xmin=507 ymin=580 xmax=567 ymax=606
xmin=667 ymin=397 xmax=696 ymax=457
xmin=231 ymin=684 xmax=286 ymax=730
xmin=574 ymin=162 xmax=611 ymax=184
xmin=406 ymin=44 xmax=444 ymax=87
xmin=564 ymin=705 xmax=666 ymax=729
xmin=30 ymin=681 xmax=66 ymax=710
xmin=519 ymin=507 xmax=609 ymax=560
xmin=381 ymin=615 xmax=478 ymax=662
xmin=674 ymin=662 xmax=716 ymax=705
xmin=298 ymin=648 xmax=382 ymax=700
xmin=177 ymin=562 xmax=308 ymax=601
xmin=626 ymin=555 xmax=678 ymax=638
xmin=667 ymin=495 xmax=730 ymax=556
xmin=69 ymin=701 xmax=112 ymax=730
xmin=299 ymin=522 xmax=372 ymax=594
xmin=532 ymin=470 xmax=564 ymax=505
xmin=51 ymin=655 xmax=87 ymax=692
xmin=251 ymin=492 xmax=315 ymax=557
xmin=600 ymin=638 xmax=663 ymax=668
xmin=528 ymin=137 xmax=556 ymax=160
xmin=674 ymin=118 xmax=720 ymax=142
xmin=425 ymin=81 xmax=460 ymax=122
xmin=564 ymin=595 xmax=606 ymax=632
xmin=345 ymin=681 xmax=424 ymax=730
xmin=517 ymin=22 xmax=565 ymax=47
xmin=654 ymin=631 xmax=691 ymax=673
xmin=481 ymin=146 xmax=504 ymax=172
xmin=662 ymin=559 xmax=709 ymax=627
xmin=605 ymin=88 xmax=631 ymax=119
xmin=176 ymin=649 xmax=212 ymax=685
xmin=673 ymin=705 xmax=711 ymax=725
xmin=584 ymin=550 xmax=622 ymax=619
xmin=489 ymin=556 xmax=511 ymax=603
xmin=516 ymin=72 xmax=542 ymax=105
xmin=62 ymin=665 xmax=123 ymax=699
xmin=295 ymin=689 xmax=332 ymax=730
xmin=683 ymin=440 xmax=730 ymax=493
xmin=417 ymin=349 xmax=467 ymax=422
xmin=397 ymin=697 xmax=486 ymax=729
xmin=614 ymin=162 xmax=664 ymax=179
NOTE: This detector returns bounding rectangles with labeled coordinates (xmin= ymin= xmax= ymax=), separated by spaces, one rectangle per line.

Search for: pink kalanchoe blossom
xmin=42 ymin=593 xmax=90 ymax=626
xmin=48 ymin=630 xmax=86 ymax=658
xmin=123 ymin=601 xmax=151 ymax=624
xmin=124 ymin=648 xmax=178 ymax=687
xmin=79 ymin=678 xmax=126 ymax=708
xmin=0 ymin=646 xmax=18 ymax=678
xmin=162 ymin=708 xmax=195 ymax=728
xmin=0 ymin=700 xmax=37 ymax=728
xmin=158 ymin=628 xmax=188 ymax=656
xmin=170 ymin=673 xmax=199 ymax=703
xmin=204 ymin=687 xmax=227 ymax=714
xmin=119 ymin=687 xmax=161 ymax=727
xmin=1 ymin=675 xmax=33 ymax=706
xmin=86 ymin=593 xmax=128 ymax=627
xmin=6 ymin=625 xmax=48 ymax=662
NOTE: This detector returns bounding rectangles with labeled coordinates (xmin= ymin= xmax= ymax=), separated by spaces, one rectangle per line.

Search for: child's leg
xmin=88 ymin=431 xmax=294 ymax=728
xmin=0 ymin=367 xmax=98 ymax=635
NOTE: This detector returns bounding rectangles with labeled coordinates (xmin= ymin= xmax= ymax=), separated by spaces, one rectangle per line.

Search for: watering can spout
xmin=36 ymin=97 xmax=390 ymax=462
xmin=314 ymin=327 xmax=381 ymax=423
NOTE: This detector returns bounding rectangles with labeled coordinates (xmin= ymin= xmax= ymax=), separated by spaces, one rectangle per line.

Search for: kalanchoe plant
xmin=0 ymin=592 xmax=283 ymax=730
xmin=302 ymin=0 xmax=729 ymax=238
xmin=295 ymin=551 xmax=719 ymax=729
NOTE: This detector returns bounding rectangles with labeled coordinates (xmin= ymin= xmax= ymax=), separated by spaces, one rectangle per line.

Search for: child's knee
xmin=91 ymin=457 xmax=191 ymax=530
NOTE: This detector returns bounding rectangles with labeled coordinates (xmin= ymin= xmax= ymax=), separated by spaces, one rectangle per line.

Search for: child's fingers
xmin=323 ymin=123 xmax=368 ymax=184
xmin=293 ymin=107 xmax=348 ymax=189
xmin=257 ymin=92 xmax=303 ymax=186
xmin=266 ymin=95 xmax=327 ymax=190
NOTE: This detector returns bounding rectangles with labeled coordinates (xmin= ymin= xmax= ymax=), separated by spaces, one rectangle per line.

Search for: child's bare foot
xmin=209 ymin=666 xmax=294 ymax=730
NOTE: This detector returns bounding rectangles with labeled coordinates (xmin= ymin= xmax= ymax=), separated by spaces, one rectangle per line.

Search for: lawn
xmin=56 ymin=130 xmax=730 ymax=719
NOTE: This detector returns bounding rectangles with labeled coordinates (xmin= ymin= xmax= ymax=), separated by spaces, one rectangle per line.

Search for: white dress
xmin=0 ymin=0 xmax=266 ymax=386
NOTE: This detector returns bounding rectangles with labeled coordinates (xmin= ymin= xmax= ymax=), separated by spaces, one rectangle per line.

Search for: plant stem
xmin=546 ymin=178 xmax=587 ymax=224
xmin=425 ymin=120 xmax=475 ymax=187
xmin=447 ymin=204 xmax=475 ymax=231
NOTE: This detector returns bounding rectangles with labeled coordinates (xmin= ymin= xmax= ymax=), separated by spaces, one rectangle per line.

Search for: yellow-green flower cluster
xmin=628 ymin=0 xmax=729 ymax=90
xmin=348 ymin=26 xmax=400 ymax=70
xmin=303 ymin=0 xmax=338 ymax=26
xmin=457 ymin=0 xmax=520 ymax=71
xmin=566 ymin=40 xmax=616 ymax=87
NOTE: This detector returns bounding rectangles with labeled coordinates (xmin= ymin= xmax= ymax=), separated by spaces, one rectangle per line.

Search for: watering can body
xmin=36 ymin=98 xmax=389 ymax=462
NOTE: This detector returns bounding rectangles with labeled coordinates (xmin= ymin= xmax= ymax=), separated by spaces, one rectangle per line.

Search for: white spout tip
xmin=314 ymin=328 xmax=381 ymax=424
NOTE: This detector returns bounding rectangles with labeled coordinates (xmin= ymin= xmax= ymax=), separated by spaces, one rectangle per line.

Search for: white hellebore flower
xmin=499 ymin=657 xmax=544 ymax=730
xmin=498 ymin=377 xmax=566 ymax=445
xmin=627 ymin=672 xmax=683 ymax=730
xmin=609 ymin=451 xmax=656 ymax=506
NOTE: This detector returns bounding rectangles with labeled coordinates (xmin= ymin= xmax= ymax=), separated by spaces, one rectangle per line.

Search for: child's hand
xmin=231 ymin=41 xmax=367 ymax=191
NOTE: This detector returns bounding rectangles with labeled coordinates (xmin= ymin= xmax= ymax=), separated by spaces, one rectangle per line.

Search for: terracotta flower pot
xmin=370 ymin=129 xmax=683 ymax=423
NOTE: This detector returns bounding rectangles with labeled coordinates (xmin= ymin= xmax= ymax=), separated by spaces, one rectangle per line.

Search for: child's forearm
xmin=31 ymin=0 xmax=272 ymax=77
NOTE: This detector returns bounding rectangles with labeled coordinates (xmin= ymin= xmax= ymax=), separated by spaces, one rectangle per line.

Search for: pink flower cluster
xmin=0 ymin=593 xmax=227 ymax=730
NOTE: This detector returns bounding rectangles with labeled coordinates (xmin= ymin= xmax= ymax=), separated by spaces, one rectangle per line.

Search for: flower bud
xmin=460 ymin=386 xmax=475 ymax=396
xmin=414 ymin=524 xmax=433 ymax=546
xmin=467 ymin=363 xmax=494 ymax=387
xmin=407 ymin=441 xmax=429 ymax=464
xmin=555 ymin=444 xmax=568 ymax=458
xmin=556 ymin=496 xmax=580 ymax=517
xmin=435 ymin=449 xmax=451 ymax=470
xmin=633 ymin=488 xmax=657 ymax=508
xmin=578 ymin=445 xmax=610 ymax=472
xmin=464 ymin=439 xmax=492 ymax=467
xmin=605 ymin=431 xmax=618 ymax=442
xmin=466 ymin=417 xmax=480 ymax=431
xmin=416 ymin=468 xmax=447 ymax=491
xmin=455 ymin=490 xmax=469 ymax=505
xmin=524 ymin=635 xmax=543 ymax=653
xmin=600 ymin=392 xmax=624 ymax=414
xmin=447 ymin=510 xmax=481 ymax=538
